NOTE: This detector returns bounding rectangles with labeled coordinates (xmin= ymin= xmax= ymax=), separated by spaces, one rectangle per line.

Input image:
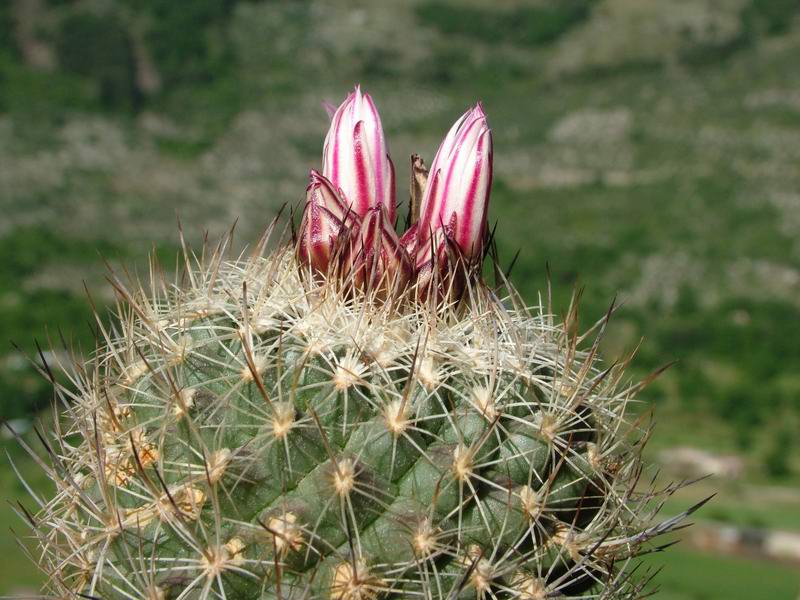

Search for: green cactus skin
xmin=17 ymin=234 xmax=700 ymax=600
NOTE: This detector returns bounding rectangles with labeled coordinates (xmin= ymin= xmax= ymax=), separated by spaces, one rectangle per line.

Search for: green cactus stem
xmin=15 ymin=230 xmax=703 ymax=600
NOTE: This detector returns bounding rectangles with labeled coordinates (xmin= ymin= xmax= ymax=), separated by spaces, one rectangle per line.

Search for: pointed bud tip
xmin=348 ymin=84 xmax=363 ymax=106
xmin=307 ymin=169 xmax=326 ymax=189
xmin=471 ymin=103 xmax=490 ymax=130
xmin=322 ymin=101 xmax=338 ymax=119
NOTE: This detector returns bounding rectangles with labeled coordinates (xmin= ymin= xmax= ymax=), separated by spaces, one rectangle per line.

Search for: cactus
xmin=17 ymin=87 xmax=701 ymax=599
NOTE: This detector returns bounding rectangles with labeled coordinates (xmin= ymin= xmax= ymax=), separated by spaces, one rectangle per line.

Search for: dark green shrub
xmin=764 ymin=427 xmax=794 ymax=478
xmin=135 ymin=0 xmax=238 ymax=88
xmin=743 ymin=0 xmax=800 ymax=35
xmin=416 ymin=0 xmax=595 ymax=47
xmin=0 ymin=3 xmax=16 ymax=57
xmin=55 ymin=11 xmax=140 ymax=110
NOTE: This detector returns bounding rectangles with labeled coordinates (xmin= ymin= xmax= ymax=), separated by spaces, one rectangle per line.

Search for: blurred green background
xmin=1 ymin=0 xmax=800 ymax=597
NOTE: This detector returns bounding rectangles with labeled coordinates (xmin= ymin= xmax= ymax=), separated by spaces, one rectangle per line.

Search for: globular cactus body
xmin=19 ymin=87 xmax=696 ymax=599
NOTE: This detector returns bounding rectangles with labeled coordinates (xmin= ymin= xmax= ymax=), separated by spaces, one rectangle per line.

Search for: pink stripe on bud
xmin=412 ymin=211 xmax=467 ymax=300
xmin=415 ymin=104 xmax=492 ymax=263
xmin=322 ymin=86 xmax=396 ymax=224
xmin=297 ymin=170 xmax=359 ymax=274
xmin=343 ymin=205 xmax=412 ymax=294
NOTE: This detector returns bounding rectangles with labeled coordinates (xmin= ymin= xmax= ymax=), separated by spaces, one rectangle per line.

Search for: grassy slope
xmin=652 ymin=547 xmax=800 ymax=599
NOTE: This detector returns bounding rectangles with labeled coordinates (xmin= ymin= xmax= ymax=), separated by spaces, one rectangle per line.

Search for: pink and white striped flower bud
xmin=410 ymin=214 xmax=464 ymax=299
xmin=414 ymin=103 xmax=492 ymax=265
xmin=343 ymin=205 xmax=412 ymax=294
xmin=297 ymin=170 xmax=358 ymax=274
xmin=322 ymin=86 xmax=396 ymax=224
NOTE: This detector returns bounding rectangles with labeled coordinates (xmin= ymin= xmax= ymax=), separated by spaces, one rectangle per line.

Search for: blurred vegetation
xmin=764 ymin=426 xmax=794 ymax=479
xmin=1 ymin=0 xmax=800 ymax=595
xmin=744 ymin=0 xmax=800 ymax=35
xmin=416 ymin=0 xmax=596 ymax=46
xmin=130 ymin=0 xmax=239 ymax=88
xmin=650 ymin=547 xmax=800 ymax=599
xmin=0 ymin=5 xmax=16 ymax=56
xmin=56 ymin=11 xmax=140 ymax=111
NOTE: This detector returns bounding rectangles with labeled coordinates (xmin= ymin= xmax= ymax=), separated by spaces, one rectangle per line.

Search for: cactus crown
xmin=16 ymin=88 xmax=700 ymax=599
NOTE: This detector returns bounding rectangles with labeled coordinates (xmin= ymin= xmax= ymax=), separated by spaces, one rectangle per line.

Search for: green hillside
xmin=1 ymin=0 xmax=799 ymax=596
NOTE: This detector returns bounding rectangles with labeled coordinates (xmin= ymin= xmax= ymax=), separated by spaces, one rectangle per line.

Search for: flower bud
xmin=343 ymin=205 xmax=412 ymax=294
xmin=415 ymin=104 xmax=492 ymax=263
xmin=407 ymin=212 xmax=466 ymax=300
xmin=322 ymin=86 xmax=396 ymax=224
xmin=297 ymin=170 xmax=358 ymax=274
